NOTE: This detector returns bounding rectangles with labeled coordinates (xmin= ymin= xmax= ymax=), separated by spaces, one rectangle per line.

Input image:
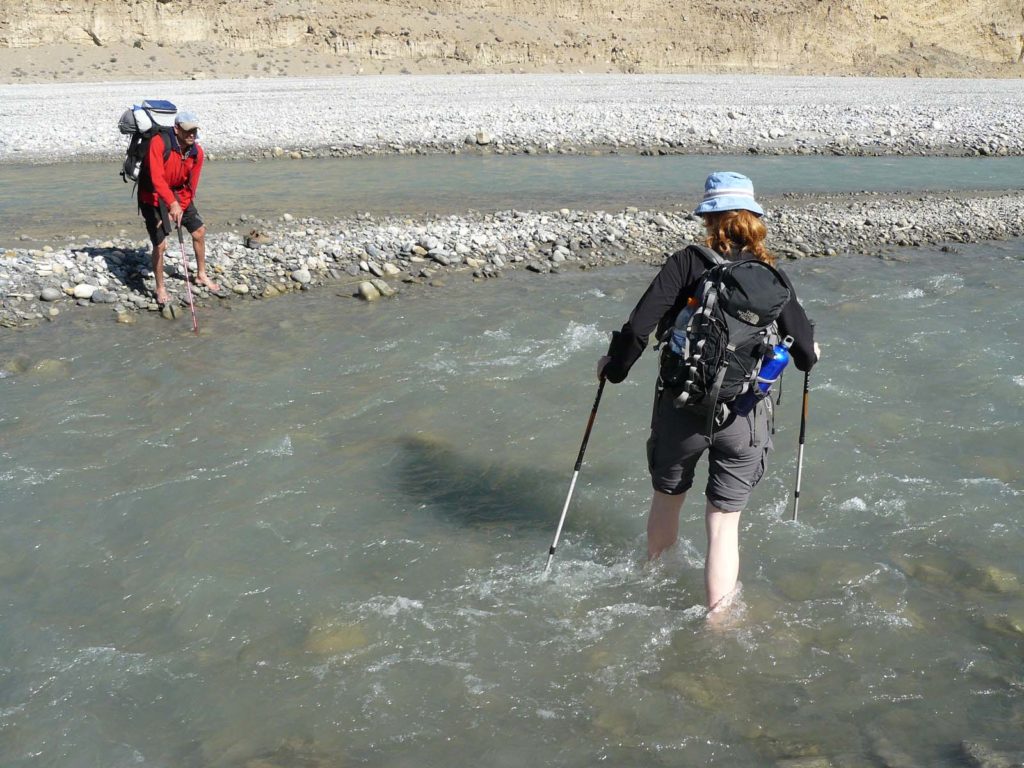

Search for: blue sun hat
xmin=693 ymin=171 xmax=764 ymax=217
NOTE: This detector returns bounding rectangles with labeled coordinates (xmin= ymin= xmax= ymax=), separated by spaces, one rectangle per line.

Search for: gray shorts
xmin=646 ymin=384 xmax=773 ymax=512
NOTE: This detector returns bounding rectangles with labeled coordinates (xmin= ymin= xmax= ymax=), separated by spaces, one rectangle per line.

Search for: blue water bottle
xmin=669 ymin=296 xmax=698 ymax=354
xmin=733 ymin=335 xmax=793 ymax=416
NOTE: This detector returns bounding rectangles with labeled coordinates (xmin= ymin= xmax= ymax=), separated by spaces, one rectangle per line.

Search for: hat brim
xmin=176 ymin=122 xmax=199 ymax=132
xmin=694 ymin=196 xmax=764 ymax=217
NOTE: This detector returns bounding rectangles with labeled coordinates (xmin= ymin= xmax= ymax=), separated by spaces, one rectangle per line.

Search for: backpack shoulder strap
xmin=160 ymin=128 xmax=176 ymax=161
xmin=686 ymin=243 xmax=726 ymax=269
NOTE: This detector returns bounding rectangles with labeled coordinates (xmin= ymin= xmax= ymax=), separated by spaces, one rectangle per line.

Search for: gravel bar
xmin=2 ymin=74 xmax=1024 ymax=163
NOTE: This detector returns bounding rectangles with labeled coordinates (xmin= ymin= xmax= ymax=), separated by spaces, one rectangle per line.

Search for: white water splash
xmin=535 ymin=321 xmax=604 ymax=369
xmin=260 ymin=435 xmax=293 ymax=457
xmin=839 ymin=497 xmax=868 ymax=512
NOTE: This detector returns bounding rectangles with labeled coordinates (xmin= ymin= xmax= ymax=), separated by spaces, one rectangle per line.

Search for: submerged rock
xmin=31 ymin=358 xmax=69 ymax=377
xmin=968 ymin=565 xmax=1021 ymax=595
xmin=960 ymin=740 xmax=1023 ymax=768
xmin=302 ymin=623 xmax=369 ymax=656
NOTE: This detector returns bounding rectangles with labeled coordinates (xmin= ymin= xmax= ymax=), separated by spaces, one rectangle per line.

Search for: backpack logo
xmin=659 ymin=245 xmax=791 ymax=432
xmin=737 ymin=309 xmax=760 ymax=324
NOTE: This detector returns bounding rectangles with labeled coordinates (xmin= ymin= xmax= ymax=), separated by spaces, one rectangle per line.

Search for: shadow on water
xmin=392 ymin=433 xmax=644 ymax=547
xmin=394 ymin=434 xmax=573 ymax=531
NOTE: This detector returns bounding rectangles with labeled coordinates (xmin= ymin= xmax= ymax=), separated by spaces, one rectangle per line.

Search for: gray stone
xmin=357 ymin=281 xmax=381 ymax=301
xmin=39 ymin=287 xmax=62 ymax=302
xmin=73 ymin=283 xmax=97 ymax=299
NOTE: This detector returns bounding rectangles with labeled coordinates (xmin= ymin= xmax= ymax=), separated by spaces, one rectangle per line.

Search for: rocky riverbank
xmin=3 ymin=190 xmax=1023 ymax=330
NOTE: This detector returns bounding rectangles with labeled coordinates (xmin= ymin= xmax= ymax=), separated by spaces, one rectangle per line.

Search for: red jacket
xmin=138 ymin=132 xmax=204 ymax=210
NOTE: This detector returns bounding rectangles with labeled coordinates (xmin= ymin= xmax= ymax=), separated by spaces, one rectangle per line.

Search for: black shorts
xmin=646 ymin=384 xmax=773 ymax=512
xmin=140 ymin=202 xmax=203 ymax=246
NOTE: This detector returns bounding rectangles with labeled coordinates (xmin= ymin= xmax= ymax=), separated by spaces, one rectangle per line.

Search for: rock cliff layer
xmin=1 ymin=0 xmax=1022 ymax=80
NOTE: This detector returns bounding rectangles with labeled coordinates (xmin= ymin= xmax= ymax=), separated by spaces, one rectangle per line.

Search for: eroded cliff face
xmin=1 ymin=0 xmax=1022 ymax=79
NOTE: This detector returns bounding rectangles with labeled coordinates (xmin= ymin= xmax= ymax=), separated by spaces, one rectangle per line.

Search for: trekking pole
xmin=791 ymin=368 xmax=810 ymax=521
xmin=544 ymin=377 xmax=605 ymax=573
xmin=176 ymin=224 xmax=199 ymax=334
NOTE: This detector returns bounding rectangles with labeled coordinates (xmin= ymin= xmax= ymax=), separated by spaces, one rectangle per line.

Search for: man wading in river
xmin=137 ymin=111 xmax=220 ymax=305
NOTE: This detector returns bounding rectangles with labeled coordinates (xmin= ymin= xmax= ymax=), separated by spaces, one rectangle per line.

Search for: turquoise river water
xmin=1 ymin=236 xmax=1023 ymax=766
xmin=3 ymin=154 xmax=1024 ymax=246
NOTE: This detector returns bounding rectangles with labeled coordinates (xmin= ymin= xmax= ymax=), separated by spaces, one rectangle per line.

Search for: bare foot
xmin=155 ymin=288 xmax=170 ymax=305
xmin=705 ymin=581 xmax=743 ymax=629
xmin=196 ymin=273 xmax=221 ymax=292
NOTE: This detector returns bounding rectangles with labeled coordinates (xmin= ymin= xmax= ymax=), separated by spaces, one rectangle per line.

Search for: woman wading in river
xmin=597 ymin=172 xmax=819 ymax=615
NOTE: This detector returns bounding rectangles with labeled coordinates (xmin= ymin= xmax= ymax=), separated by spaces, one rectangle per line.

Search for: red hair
xmin=702 ymin=210 xmax=775 ymax=266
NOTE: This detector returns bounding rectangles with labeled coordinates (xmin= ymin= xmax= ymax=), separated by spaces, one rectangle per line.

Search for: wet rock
xmin=358 ymin=281 xmax=380 ymax=301
xmin=243 ymin=737 xmax=343 ymax=768
xmin=968 ymin=565 xmax=1021 ymax=594
xmin=303 ymin=623 xmax=369 ymax=656
xmin=960 ymin=740 xmax=1022 ymax=768
xmin=980 ymin=611 xmax=1024 ymax=639
xmin=1 ymin=355 xmax=32 ymax=375
xmin=31 ymin=359 xmax=69 ymax=376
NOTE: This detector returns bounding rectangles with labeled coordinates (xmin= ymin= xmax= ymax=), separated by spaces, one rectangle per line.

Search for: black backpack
xmin=118 ymin=100 xmax=177 ymax=186
xmin=659 ymin=245 xmax=791 ymax=434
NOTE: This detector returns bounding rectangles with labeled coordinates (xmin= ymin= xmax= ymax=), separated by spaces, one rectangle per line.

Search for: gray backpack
xmin=659 ymin=245 xmax=791 ymax=431
xmin=118 ymin=100 xmax=177 ymax=185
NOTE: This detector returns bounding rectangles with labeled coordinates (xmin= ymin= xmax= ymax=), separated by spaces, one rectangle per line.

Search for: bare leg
xmin=191 ymin=226 xmax=220 ymax=291
xmin=151 ymin=240 xmax=169 ymax=304
xmin=705 ymin=502 xmax=741 ymax=610
xmin=647 ymin=489 xmax=686 ymax=560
